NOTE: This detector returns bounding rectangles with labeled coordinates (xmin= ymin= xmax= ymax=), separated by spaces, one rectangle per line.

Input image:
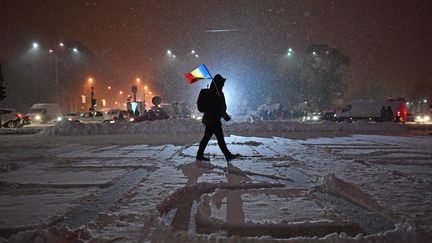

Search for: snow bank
xmin=38 ymin=119 xmax=408 ymax=136
xmin=3 ymin=225 xmax=97 ymax=243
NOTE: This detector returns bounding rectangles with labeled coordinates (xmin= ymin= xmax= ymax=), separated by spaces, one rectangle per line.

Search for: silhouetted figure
xmin=380 ymin=106 xmax=387 ymax=121
xmin=196 ymin=74 xmax=240 ymax=162
xmin=386 ymin=106 xmax=393 ymax=121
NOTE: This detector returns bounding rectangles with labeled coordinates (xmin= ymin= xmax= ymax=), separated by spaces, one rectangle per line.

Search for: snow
xmin=38 ymin=119 xmax=410 ymax=136
xmin=1 ymin=120 xmax=432 ymax=242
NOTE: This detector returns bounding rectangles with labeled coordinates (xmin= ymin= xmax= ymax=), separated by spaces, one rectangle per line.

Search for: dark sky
xmin=1 ymin=0 xmax=432 ymax=105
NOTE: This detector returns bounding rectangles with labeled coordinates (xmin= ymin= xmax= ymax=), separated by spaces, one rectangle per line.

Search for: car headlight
xmin=312 ymin=116 xmax=319 ymax=120
xmin=129 ymin=118 xmax=135 ymax=122
xmin=35 ymin=115 xmax=41 ymax=121
xmin=57 ymin=117 xmax=62 ymax=121
xmin=424 ymin=116 xmax=430 ymax=122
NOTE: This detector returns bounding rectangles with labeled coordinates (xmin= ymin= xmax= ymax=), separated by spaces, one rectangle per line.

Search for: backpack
xmin=197 ymin=88 xmax=211 ymax=112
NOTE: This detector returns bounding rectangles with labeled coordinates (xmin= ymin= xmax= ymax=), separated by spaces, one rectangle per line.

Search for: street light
xmin=48 ymin=42 xmax=80 ymax=105
xmin=32 ymin=42 xmax=39 ymax=49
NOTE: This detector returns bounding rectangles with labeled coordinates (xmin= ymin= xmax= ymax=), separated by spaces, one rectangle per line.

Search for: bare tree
xmin=302 ymin=44 xmax=350 ymax=110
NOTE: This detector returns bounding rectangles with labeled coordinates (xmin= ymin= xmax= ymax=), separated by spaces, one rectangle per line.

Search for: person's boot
xmin=226 ymin=153 xmax=240 ymax=162
xmin=196 ymin=154 xmax=210 ymax=161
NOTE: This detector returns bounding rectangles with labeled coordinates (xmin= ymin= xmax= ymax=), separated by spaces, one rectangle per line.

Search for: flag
xmin=184 ymin=64 xmax=212 ymax=84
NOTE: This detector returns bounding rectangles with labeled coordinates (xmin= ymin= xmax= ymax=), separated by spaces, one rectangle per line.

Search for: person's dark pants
xmin=197 ymin=122 xmax=231 ymax=158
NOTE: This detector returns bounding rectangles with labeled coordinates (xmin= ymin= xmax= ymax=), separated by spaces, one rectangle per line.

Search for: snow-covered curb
xmin=38 ymin=119 xmax=408 ymax=136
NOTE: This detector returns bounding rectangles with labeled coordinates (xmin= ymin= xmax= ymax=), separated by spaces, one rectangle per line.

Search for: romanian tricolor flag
xmin=184 ymin=64 xmax=212 ymax=84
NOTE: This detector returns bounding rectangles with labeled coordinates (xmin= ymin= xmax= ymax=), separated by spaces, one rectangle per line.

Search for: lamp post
xmin=48 ymin=42 xmax=79 ymax=106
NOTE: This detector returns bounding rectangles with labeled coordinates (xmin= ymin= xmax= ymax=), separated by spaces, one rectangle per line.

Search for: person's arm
xmin=220 ymin=94 xmax=231 ymax=121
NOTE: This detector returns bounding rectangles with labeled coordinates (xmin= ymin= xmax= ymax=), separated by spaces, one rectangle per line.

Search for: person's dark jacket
xmin=202 ymin=81 xmax=230 ymax=125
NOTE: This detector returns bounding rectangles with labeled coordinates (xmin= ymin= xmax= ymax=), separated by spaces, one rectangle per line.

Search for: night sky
xmin=1 ymin=0 xmax=432 ymax=110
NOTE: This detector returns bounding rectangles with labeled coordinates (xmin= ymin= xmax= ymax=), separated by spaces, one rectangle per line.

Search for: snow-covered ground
xmin=0 ymin=120 xmax=431 ymax=242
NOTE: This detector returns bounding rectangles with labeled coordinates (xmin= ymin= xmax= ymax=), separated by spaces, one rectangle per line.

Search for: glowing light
xmin=191 ymin=50 xmax=195 ymax=54
xmin=119 ymin=91 xmax=123 ymax=95
xmin=59 ymin=42 xmax=64 ymax=47
xmin=144 ymin=86 xmax=148 ymax=90
xmin=72 ymin=48 xmax=78 ymax=52
xmin=312 ymin=51 xmax=317 ymax=55
xmin=88 ymin=78 xmax=93 ymax=82
xmin=195 ymin=54 xmax=199 ymax=58
xmin=102 ymin=99 xmax=106 ymax=107
xmin=32 ymin=42 xmax=39 ymax=48
xmin=49 ymin=49 xmax=53 ymax=53
xmin=167 ymin=50 xmax=172 ymax=55
xmin=136 ymin=78 xmax=141 ymax=82
xmin=107 ymin=86 xmax=112 ymax=90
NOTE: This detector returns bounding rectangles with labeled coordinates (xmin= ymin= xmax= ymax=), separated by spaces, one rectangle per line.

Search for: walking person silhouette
xmin=196 ymin=74 xmax=240 ymax=162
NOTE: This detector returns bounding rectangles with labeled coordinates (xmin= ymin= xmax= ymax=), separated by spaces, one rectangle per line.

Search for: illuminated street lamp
xmin=119 ymin=91 xmax=123 ymax=95
xmin=287 ymin=47 xmax=294 ymax=57
xmin=32 ymin=42 xmax=39 ymax=49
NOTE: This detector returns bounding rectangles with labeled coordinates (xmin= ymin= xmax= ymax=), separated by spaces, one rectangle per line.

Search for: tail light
xmin=16 ymin=113 xmax=23 ymax=118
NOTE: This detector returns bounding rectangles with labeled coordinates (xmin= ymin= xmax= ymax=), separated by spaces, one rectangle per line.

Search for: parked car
xmin=22 ymin=114 xmax=32 ymax=125
xmin=302 ymin=111 xmax=322 ymax=122
xmin=0 ymin=108 xmax=24 ymax=128
xmin=76 ymin=111 xmax=107 ymax=123
xmin=58 ymin=112 xmax=82 ymax=122
xmin=322 ymin=111 xmax=337 ymax=121
xmin=106 ymin=109 xmax=130 ymax=120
